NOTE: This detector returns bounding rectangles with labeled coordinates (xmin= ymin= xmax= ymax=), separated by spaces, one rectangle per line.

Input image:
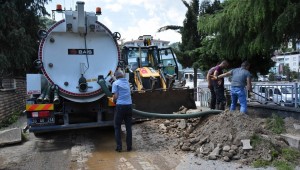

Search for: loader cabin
xmin=122 ymin=46 xmax=180 ymax=77
xmin=122 ymin=46 xmax=159 ymax=70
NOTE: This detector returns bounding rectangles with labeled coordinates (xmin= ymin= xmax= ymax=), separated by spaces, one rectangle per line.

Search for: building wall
xmin=271 ymin=53 xmax=300 ymax=74
xmin=0 ymin=78 xmax=27 ymax=121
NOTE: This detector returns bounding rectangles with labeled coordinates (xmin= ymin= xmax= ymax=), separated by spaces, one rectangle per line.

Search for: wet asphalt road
xmin=0 ymin=118 xmax=181 ymax=170
xmin=0 ymin=116 xmax=287 ymax=170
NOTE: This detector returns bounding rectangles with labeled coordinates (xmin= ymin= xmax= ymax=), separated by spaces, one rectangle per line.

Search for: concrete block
xmin=281 ymin=134 xmax=300 ymax=150
xmin=0 ymin=128 xmax=22 ymax=146
xmin=241 ymin=139 xmax=253 ymax=150
xmin=294 ymin=124 xmax=300 ymax=130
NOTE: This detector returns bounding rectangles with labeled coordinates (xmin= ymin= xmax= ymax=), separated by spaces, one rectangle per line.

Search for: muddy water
xmin=86 ymin=124 xmax=180 ymax=170
xmin=87 ymin=128 xmax=126 ymax=170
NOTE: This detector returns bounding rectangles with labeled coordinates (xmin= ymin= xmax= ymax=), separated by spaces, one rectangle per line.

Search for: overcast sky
xmin=45 ymin=0 xmax=188 ymax=43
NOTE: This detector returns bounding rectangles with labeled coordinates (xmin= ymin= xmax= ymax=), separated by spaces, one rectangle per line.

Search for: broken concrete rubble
xmin=155 ymin=108 xmax=300 ymax=165
xmin=241 ymin=139 xmax=253 ymax=150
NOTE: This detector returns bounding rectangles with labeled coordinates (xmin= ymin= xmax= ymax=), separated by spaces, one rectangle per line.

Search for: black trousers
xmin=209 ymin=86 xmax=216 ymax=109
xmin=114 ymin=104 xmax=132 ymax=150
xmin=212 ymin=82 xmax=226 ymax=110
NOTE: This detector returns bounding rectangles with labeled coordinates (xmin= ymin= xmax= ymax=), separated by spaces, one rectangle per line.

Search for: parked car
xmin=253 ymin=85 xmax=300 ymax=107
xmin=183 ymin=72 xmax=206 ymax=88
xmin=258 ymin=75 xmax=269 ymax=81
xmin=275 ymin=75 xmax=282 ymax=81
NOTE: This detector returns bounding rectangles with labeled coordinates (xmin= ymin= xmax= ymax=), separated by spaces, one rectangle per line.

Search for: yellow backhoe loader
xmin=121 ymin=45 xmax=196 ymax=113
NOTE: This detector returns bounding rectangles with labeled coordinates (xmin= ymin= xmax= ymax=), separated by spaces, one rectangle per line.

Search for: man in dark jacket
xmin=207 ymin=60 xmax=229 ymax=110
xmin=211 ymin=61 xmax=252 ymax=114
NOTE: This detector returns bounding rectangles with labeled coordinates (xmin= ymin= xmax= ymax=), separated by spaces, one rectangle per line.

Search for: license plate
xmin=31 ymin=117 xmax=55 ymax=124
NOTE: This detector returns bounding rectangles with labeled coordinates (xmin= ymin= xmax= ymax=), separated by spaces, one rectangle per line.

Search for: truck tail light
xmin=32 ymin=111 xmax=50 ymax=118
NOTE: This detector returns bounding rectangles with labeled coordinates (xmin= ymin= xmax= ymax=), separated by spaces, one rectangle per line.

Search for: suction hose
xmin=98 ymin=76 xmax=223 ymax=119
xmin=132 ymin=109 xmax=222 ymax=119
xmin=97 ymin=77 xmax=112 ymax=97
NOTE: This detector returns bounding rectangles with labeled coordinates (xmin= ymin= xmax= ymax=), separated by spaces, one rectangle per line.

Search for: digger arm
xmin=134 ymin=70 xmax=144 ymax=91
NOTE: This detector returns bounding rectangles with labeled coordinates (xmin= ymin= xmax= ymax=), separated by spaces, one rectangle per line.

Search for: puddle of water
xmin=86 ymin=126 xmax=173 ymax=170
xmin=87 ymin=128 xmax=138 ymax=170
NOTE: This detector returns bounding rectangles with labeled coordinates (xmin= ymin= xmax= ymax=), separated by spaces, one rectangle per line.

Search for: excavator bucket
xmin=132 ymin=88 xmax=196 ymax=114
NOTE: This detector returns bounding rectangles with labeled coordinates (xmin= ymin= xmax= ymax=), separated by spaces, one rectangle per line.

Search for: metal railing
xmin=251 ymin=82 xmax=299 ymax=108
xmin=195 ymin=87 xmax=211 ymax=107
xmin=195 ymin=82 xmax=300 ymax=108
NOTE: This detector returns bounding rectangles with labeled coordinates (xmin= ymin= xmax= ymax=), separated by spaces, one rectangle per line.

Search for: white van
xmin=183 ymin=72 xmax=206 ymax=88
xmin=253 ymin=85 xmax=299 ymax=107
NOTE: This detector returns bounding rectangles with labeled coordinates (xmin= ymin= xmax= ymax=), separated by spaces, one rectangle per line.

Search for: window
xmin=274 ymin=88 xmax=281 ymax=95
xmin=197 ymin=74 xmax=205 ymax=79
xmin=190 ymin=74 xmax=194 ymax=81
xmin=162 ymin=59 xmax=175 ymax=66
xmin=259 ymin=87 xmax=266 ymax=93
xmin=184 ymin=74 xmax=189 ymax=79
xmin=268 ymin=89 xmax=273 ymax=97
xmin=277 ymin=58 xmax=284 ymax=62
xmin=280 ymin=87 xmax=292 ymax=94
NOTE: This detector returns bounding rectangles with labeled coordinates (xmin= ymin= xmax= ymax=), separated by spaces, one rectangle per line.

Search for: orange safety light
xmin=96 ymin=7 xmax=102 ymax=15
xmin=56 ymin=4 xmax=62 ymax=11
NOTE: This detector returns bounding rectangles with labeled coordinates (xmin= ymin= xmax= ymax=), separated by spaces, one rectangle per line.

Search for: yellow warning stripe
xmin=26 ymin=104 xmax=54 ymax=111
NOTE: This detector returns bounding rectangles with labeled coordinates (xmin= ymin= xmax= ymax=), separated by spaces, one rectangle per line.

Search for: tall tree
xmin=158 ymin=0 xmax=202 ymax=87
xmin=158 ymin=0 xmax=223 ymax=87
xmin=0 ymin=0 xmax=49 ymax=77
xmin=193 ymin=0 xmax=223 ymax=71
xmin=158 ymin=0 xmax=201 ymax=68
xmin=178 ymin=0 xmax=200 ymax=66
xmin=198 ymin=0 xmax=300 ymax=74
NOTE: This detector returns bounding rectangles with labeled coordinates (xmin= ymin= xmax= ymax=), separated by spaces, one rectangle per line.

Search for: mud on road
xmin=0 ymin=118 xmax=183 ymax=170
xmin=0 ymin=115 xmax=177 ymax=169
xmin=1 ymin=111 xmax=299 ymax=170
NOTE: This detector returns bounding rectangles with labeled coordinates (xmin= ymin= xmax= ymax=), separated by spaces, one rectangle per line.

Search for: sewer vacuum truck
xmin=25 ymin=1 xmax=196 ymax=134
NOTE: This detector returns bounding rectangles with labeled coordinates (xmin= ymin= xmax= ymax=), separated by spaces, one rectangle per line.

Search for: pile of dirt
xmin=152 ymin=108 xmax=300 ymax=166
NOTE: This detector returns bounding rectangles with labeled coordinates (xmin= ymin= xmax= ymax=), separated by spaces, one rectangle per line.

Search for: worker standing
xmin=112 ymin=70 xmax=133 ymax=152
xmin=211 ymin=61 xmax=252 ymax=114
xmin=207 ymin=66 xmax=217 ymax=109
xmin=207 ymin=61 xmax=229 ymax=110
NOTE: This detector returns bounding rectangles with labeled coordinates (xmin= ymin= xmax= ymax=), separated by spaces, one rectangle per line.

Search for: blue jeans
xmin=114 ymin=104 xmax=132 ymax=150
xmin=230 ymin=86 xmax=247 ymax=113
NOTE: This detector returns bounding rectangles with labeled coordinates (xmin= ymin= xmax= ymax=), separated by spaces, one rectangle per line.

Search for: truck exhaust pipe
xmin=37 ymin=85 xmax=49 ymax=103
xmin=37 ymin=93 xmax=45 ymax=103
xmin=52 ymin=85 xmax=60 ymax=104
xmin=43 ymin=85 xmax=51 ymax=103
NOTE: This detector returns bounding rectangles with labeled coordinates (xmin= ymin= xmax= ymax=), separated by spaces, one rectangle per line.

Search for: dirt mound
xmin=153 ymin=108 xmax=300 ymax=166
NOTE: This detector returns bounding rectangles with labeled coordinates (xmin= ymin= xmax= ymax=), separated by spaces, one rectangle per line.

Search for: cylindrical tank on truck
xmin=25 ymin=1 xmax=121 ymax=133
